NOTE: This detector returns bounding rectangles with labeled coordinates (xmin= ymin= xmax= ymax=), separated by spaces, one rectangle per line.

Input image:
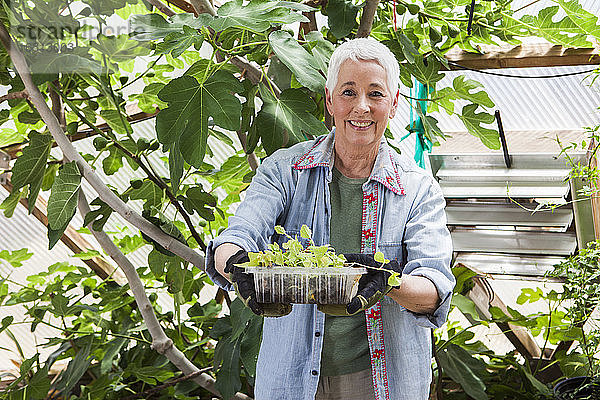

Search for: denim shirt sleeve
xmin=205 ymin=154 xmax=291 ymax=290
xmin=402 ymin=176 xmax=455 ymax=329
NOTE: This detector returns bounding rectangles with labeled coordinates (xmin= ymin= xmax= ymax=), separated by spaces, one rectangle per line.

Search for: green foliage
xmin=210 ymin=299 xmax=262 ymax=400
xmin=252 ymin=85 xmax=329 ymax=155
xmin=47 ymin=162 xmax=82 ymax=249
xmin=325 ymin=0 xmax=360 ymax=39
xmin=9 ymin=131 xmax=52 ymax=212
xmin=2 ymin=0 xmax=600 ymax=398
xmin=547 ymin=241 xmax=600 ymax=377
xmin=0 ymin=248 xmax=33 ymax=268
xmin=156 ymin=71 xmax=243 ymax=167
xmin=238 ymin=224 xmax=347 ymax=268
xmin=268 ymin=30 xmax=326 ymax=93
xmin=208 ymin=0 xmax=310 ymax=32
xmin=458 ymin=104 xmax=501 ymax=150
xmin=0 ymin=250 xmax=221 ymax=399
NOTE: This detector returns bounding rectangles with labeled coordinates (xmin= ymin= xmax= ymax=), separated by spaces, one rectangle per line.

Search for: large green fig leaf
xmin=129 ymin=180 xmax=164 ymax=211
xmin=10 ymin=131 xmax=51 ymax=213
xmin=436 ymin=343 xmax=489 ymax=400
xmin=155 ymin=26 xmax=204 ymax=57
xmin=269 ymin=30 xmax=326 ymax=93
xmin=303 ymin=31 xmax=334 ymax=75
xmin=458 ymin=104 xmax=500 ymax=150
xmin=325 ymin=0 xmax=361 ymax=38
xmin=252 ymin=85 xmax=329 ymax=155
xmin=521 ymin=6 xmax=592 ymax=47
xmin=102 ymin=146 xmax=125 ymax=176
xmin=47 ymin=162 xmax=81 ymax=232
xmin=0 ymin=248 xmax=33 ymax=268
xmin=208 ymin=0 xmax=310 ymax=32
xmin=406 ymin=55 xmax=444 ymax=87
xmin=130 ymin=13 xmax=211 ymax=41
xmin=83 ymin=197 xmax=113 ymax=232
xmin=182 ymin=187 xmax=217 ymax=221
xmin=90 ymin=34 xmax=151 ymax=62
xmin=553 ymin=0 xmax=600 ymax=40
xmin=453 ymin=76 xmax=494 ymax=109
xmin=156 ymin=70 xmax=243 ymax=167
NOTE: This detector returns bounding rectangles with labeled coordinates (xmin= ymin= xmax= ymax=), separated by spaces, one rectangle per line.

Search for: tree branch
xmin=0 ymin=22 xmax=206 ymax=272
xmin=188 ymin=0 xmax=217 ymax=16
xmin=77 ymin=190 xmax=251 ymax=400
xmin=147 ymin=0 xmax=176 ymax=16
xmin=121 ymin=367 xmax=213 ymax=400
xmin=0 ymin=90 xmax=28 ymax=103
xmin=356 ymin=0 xmax=380 ymax=38
xmin=49 ymin=80 xmax=66 ymax=130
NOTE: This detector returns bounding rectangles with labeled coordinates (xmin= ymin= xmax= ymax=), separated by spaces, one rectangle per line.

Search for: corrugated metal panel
xmin=431 ymin=153 xmax=582 ymax=199
xmin=392 ymin=0 xmax=600 ymax=154
xmin=446 ymin=202 xmax=573 ymax=229
xmin=455 ymin=253 xmax=566 ymax=278
xmin=452 ymin=229 xmax=577 ymax=255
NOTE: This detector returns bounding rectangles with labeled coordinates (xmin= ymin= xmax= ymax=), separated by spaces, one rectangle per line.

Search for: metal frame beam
xmin=467 ymin=275 xmax=541 ymax=361
xmin=445 ymin=43 xmax=600 ymax=70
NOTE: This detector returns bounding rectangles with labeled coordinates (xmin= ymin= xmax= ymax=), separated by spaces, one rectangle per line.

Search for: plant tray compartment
xmin=245 ymin=266 xmax=366 ymax=304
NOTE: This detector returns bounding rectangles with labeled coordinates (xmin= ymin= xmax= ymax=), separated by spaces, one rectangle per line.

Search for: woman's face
xmin=326 ymin=59 xmax=398 ymax=154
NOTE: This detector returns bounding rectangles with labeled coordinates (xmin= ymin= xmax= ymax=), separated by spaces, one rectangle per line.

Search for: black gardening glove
xmin=319 ymin=253 xmax=401 ymax=316
xmin=225 ymin=249 xmax=292 ymax=318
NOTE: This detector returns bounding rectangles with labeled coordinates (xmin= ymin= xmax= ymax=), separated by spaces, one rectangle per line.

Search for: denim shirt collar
xmin=292 ymin=130 xmax=405 ymax=195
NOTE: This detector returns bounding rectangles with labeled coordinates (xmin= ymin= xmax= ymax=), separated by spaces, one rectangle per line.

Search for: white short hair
xmin=326 ymin=38 xmax=400 ymax=95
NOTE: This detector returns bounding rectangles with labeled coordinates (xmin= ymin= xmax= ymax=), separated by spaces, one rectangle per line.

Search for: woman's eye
xmin=342 ymin=89 xmax=355 ymax=96
xmin=370 ymin=91 xmax=383 ymax=97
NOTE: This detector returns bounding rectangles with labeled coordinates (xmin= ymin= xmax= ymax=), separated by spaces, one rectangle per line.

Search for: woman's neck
xmin=333 ymin=143 xmax=378 ymax=179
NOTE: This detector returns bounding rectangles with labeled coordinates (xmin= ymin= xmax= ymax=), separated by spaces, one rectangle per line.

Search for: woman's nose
xmin=353 ymin=94 xmax=369 ymax=113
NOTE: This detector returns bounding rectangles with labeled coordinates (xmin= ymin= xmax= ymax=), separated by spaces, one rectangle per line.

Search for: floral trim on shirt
xmin=362 ymin=184 xmax=390 ymax=400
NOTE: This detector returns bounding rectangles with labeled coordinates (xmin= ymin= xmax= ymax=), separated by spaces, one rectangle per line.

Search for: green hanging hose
xmin=404 ymin=80 xmax=432 ymax=169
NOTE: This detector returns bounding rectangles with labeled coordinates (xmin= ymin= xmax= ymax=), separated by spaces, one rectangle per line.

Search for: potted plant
xmin=549 ymin=241 xmax=600 ymax=399
xmin=237 ymin=225 xmax=400 ymax=305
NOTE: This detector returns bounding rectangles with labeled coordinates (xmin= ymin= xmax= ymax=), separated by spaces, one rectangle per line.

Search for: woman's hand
xmin=318 ymin=253 xmax=401 ymax=316
xmin=224 ymin=249 xmax=292 ymax=318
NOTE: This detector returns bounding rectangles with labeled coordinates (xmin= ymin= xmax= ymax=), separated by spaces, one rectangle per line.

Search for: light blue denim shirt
xmin=205 ymin=131 xmax=454 ymax=400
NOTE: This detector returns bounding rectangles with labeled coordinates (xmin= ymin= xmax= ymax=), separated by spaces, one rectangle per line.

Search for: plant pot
xmin=554 ymin=376 xmax=600 ymax=399
xmin=245 ymin=266 xmax=365 ymax=304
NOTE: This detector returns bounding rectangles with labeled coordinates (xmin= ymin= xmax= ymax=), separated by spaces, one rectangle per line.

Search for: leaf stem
xmin=120 ymin=55 xmax=163 ymax=90
xmin=37 ymin=319 xmax=152 ymax=344
xmin=260 ymin=65 xmax=278 ymax=99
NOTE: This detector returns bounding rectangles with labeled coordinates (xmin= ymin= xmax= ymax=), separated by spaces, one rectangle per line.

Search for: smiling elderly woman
xmin=205 ymin=38 xmax=454 ymax=400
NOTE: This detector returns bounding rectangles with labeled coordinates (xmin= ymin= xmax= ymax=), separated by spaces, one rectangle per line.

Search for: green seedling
xmin=237 ymin=225 xmax=402 ymax=287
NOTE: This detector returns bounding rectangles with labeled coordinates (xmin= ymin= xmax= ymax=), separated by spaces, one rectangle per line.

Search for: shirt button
xmin=315 ymin=331 xmax=321 ymax=337
xmin=311 ymin=370 xmax=318 ymax=376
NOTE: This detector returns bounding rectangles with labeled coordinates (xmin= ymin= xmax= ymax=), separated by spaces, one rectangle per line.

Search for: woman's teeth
xmin=349 ymin=121 xmax=372 ymax=127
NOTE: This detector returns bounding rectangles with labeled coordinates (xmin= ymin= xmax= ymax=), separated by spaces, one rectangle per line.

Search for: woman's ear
xmin=389 ymin=89 xmax=400 ymax=119
xmin=325 ymin=87 xmax=334 ymax=115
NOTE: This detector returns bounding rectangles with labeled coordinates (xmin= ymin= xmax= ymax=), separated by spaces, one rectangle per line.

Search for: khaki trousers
xmin=315 ymin=369 xmax=375 ymax=400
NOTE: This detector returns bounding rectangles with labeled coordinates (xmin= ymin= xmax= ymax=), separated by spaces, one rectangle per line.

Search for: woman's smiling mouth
xmin=348 ymin=120 xmax=374 ymax=128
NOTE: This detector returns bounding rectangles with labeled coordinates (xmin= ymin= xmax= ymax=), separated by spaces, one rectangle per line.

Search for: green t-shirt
xmin=320 ymin=167 xmax=371 ymax=376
